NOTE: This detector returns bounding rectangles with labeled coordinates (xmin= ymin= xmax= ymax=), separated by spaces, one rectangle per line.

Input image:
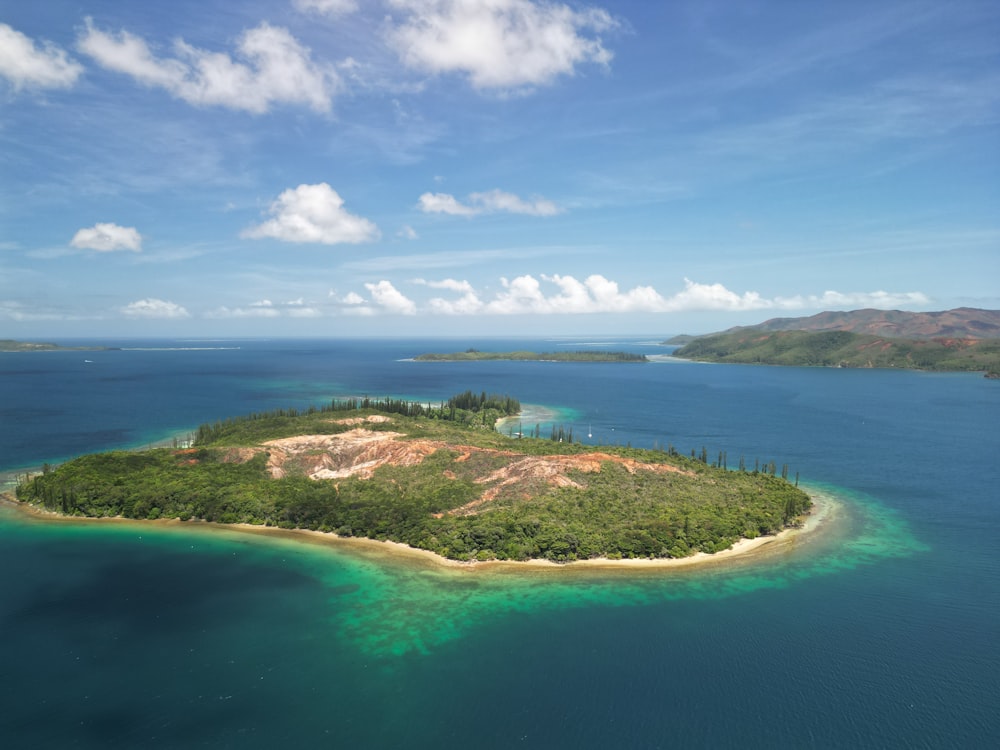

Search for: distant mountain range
xmin=665 ymin=308 xmax=1000 ymax=376
xmin=718 ymin=307 xmax=1000 ymax=340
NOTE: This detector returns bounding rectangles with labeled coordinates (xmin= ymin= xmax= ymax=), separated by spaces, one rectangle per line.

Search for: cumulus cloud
xmin=364 ymin=280 xmax=417 ymax=314
xmin=397 ymin=224 xmax=419 ymax=240
xmin=77 ymin=19 xmax=337 ymax=113
xmin=413 ymin=277 xmax=484 ymax=314
xmin=413 ymin=274 xmax=929 ymax=316
xmin=70 ymin=223 xmax=143 ymax=252
xmin=121 ymin=298 xmax=190 ymax=318
xmin=242 ymin=183 xmax=379 ymax=244
xmin=293 ymin=0 xmax=358 ymax=15
xmin=386 ymin=0 xmax=616 ymax=90
xmin=0 ymin=23 xmax=83 ymax=90
xmin=418 ymin=189 xmax=559 ymax=217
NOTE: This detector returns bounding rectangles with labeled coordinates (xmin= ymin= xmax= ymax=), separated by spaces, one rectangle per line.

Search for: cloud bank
xmin=403 ymin=275 xmax=929 ymax=316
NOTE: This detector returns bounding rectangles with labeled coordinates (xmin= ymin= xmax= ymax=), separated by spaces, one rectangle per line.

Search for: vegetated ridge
xmin=666 ymin=308 xmax=1000 ymax=375
xmin=673 ymin=307 xmax=1000 ymax=341
xmin=14 ymin=392 xmax=809 ymax=563
xmin=0 ymin=339 xmax=107 ymax=352
xmin=414 ymin=349 xmax=648 ymax=362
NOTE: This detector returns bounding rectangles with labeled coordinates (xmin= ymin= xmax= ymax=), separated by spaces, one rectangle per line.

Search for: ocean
xmin=1 ymin=337 xmax=997 ymax=748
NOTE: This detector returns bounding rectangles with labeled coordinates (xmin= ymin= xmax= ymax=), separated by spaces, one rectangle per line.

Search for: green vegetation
xmin=194 ymin=391 xmax=521 ymax=444
xmin=16 ymin=393 xmax=810 ymax=563
xmin=414 ymin=349 xmax=648 ymax=362
xmin=673 ymin=330 xmax=1000 ymax=373
xmin=0 ymin=339 xmax=106 ymax=352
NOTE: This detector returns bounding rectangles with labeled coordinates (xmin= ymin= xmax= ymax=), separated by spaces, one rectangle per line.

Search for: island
xmin=414 ymin=349 xmax=648 ymax=362
xmin=13 ymin=391 xmax=811 ymax=564
xmin=666 ymin=308 xmax=1000 ymax=376
xmin=1 ymin=339 xmax=108 ymax=352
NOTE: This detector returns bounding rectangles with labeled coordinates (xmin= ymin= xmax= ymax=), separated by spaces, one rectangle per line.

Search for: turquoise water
xmin=1 ymin=339 xmax=997 ymax=747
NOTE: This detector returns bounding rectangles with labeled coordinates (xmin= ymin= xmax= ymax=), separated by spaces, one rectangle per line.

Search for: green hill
xmin=673 ymin=329 xmax=1000 ymax=374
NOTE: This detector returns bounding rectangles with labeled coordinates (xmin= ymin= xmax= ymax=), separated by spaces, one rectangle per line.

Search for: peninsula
xmin=414 ymin=349 xmax=648 ymax=362
xmin=666 ymin=308 xmax=1000 ymax=375
xmin=14 ymin=392 xmax=810 ymax=564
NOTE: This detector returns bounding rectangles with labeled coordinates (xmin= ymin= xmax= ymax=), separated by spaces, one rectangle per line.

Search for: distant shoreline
xmin=1 ymin=489 xmax=836 ymax=574
xmin=413 ymin=350 xmax=648 ymax=363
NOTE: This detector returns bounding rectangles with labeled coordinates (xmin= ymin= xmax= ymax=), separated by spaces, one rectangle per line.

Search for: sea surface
xmin=1 ymin=337 xmax=997 ymax=749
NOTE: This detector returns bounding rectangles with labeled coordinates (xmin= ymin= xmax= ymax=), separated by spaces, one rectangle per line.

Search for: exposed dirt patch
xmin=223 ymin=430 xmax=697 ymax=515
xmin=261 ymin=430 xmax=437 ymax=479
xmin=328 ymin=415 xmax=393 ymax=426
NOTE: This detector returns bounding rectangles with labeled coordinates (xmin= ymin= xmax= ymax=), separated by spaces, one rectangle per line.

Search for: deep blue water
xmin=1 ymin=338 xmax=998 ymax=748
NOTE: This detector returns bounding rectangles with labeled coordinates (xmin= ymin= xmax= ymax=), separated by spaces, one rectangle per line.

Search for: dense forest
xmin=673 ymin=330 xmax=1000 ymax=374
xmin=414 ymin=349 xmax=648 ymax=362
xmin=16 ymin=393 xmax=811 ymax=563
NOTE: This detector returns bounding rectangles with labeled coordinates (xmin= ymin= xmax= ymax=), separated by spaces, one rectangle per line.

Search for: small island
xmin=1 ymin=339 xmax=107 ymax=353
xmin=13 ymin=391 xmax=810 ymax=564
xmin=414 ymin=349 xmax=648 ymax=363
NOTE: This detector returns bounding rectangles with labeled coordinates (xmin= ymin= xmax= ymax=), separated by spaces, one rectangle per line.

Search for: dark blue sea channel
xmin=1 ymin=337 xmax=998 ymax=748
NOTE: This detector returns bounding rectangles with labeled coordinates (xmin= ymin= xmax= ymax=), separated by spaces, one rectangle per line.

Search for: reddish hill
xmin=727 ymin=308 xmax=1000 ymax=340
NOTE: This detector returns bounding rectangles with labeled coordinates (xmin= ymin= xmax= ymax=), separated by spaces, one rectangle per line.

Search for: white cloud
xmin=397 ymin=224 xmax=419 ymax=239
xmin=660 ymin=278 xmax=769 ymax=312
xmin=775 ymin=289 xmax=931 ymax=309
xmin=294 ymin=0 xmax=358 ymax=16
xmin=242 ymin=183 xmax=380 ymax=244
xmin=414 ymin=274 xmax=929 ymax=316
xmin=121 ymin=298 xmax=190 ymax=319
xmin=364 ymin=280 xmax=417 ymax=314
xmin=342 ymin=291 xmax=367 ymax=305
xmin=471 ymin=189 xmax=560 ymax=216
xmin=70 ymin=223 xmax=143 ymax=252
xmin=413 ymin=277 xmax=475 ymax=292
xmin=414 ymin=277 xmax=484 ymax=314
xmin=205 ymin=298 xmax=324 ymax=318
xmin=418 ymin=189 xmax=559 ymax=216
xmin=78 ymin=19 xmax=337 ymax=113
xmin=417 ymin=192 xmax=478 ymax=216
xmin=0 ymin=23 xmax=83 ymax=90
xmin=386 ymin=0 xmax=616 ymax=90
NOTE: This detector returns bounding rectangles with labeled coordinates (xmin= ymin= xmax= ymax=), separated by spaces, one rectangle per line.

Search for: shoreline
xmin=1 ymin=489 xmax=836 ymax=574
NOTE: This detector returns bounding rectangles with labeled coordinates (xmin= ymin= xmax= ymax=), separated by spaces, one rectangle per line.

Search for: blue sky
xmin=1 ymin=0 xmax=997 ymax=338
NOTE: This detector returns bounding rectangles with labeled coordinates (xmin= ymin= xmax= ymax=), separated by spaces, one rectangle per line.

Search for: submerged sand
xmin=2 ymin=488 xmax=837 ymax=574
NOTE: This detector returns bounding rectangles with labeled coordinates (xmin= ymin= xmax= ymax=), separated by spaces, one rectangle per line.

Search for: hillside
xmin=717 ymin=307 xmax=1000 ymax=340
xmin=672 ymin=329 xmax=1000 ymax=374
xmin=14 ymin=397 xmax=810 ymax=564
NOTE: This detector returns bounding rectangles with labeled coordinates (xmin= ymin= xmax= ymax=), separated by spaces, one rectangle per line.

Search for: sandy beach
xmin=2 ymin=488 xmax=837 ymax=574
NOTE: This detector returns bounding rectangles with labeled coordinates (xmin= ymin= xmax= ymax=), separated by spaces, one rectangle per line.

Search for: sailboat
xmin=588 ymin=424 xmax=592 ymax=439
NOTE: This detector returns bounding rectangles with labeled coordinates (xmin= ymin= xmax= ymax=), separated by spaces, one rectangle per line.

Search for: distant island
xmin=1 ymin=339 xmax=107 ymax=353
xmin=13 ymin=391 xmax=810 ymax=565
xmin=414 ymin=349 xmax=648 ymax=363
xmin=666 ymin=308 xmax=1000 ymax=376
